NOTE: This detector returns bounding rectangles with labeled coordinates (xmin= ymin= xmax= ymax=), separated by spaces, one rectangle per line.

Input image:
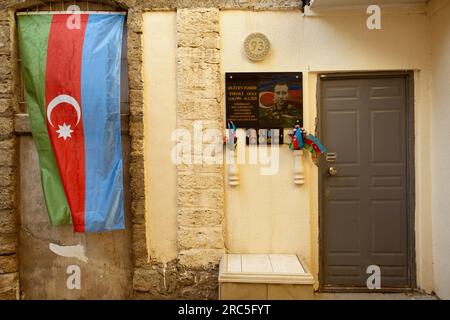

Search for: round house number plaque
xmin=243 ymin=32 xmax=270 ymax=61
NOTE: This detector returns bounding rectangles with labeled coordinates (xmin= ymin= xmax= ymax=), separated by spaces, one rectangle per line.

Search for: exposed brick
xmin=0 ymin=1 xmax=285 ymax=301
xmin=0 ymin=11 xmax=8 ymax=23
xmin=131 ymin=199 xmax=145 ymax=225
xmin=133 ymin=268 xmax=160 ymax=293
xmin=130 ymin=138 xmax=144 ymax=157
xmin=178 ymin=208 xmax=223 ymax=227
xmin=177 ymin=31 xmax=220 ymax=49
xmin=177 ymin=64 xmax=220 ymax=100
xmin=128 ymin=64 xmax=143 ymax=91
xmin=178 ymin=47 xmax=220 ymax=64
xmin=178 ymin=248 xmax=225 ymax=269
xmin=127 ymin=9 xmax=143 ymax=33
xmin=129 ymin=89 xmax=143 ymax=104
xmin=0 ymin=98 xmax=11 ymax=114
xmin=0 ymin=209 xmax=15 ymax=234
xmin=0 ymin=81 xmax=11 ymax=96
xmin=132 ymin=224 xmax=148 ymax=267
xmin=178 ymin=226 xmax=224 ymax=250
xmin=177 ymin=173 xmax=223 ymax=190
xmin=177 ymin=189 xmax=223 ymax=209
xmin=0 ymin=25 xmax=10 ymax=54
xmin=121 ymin=3 xmax=146 ymax=296
xmin=177 ymin=8 xmax=219 ymax=34
xmin=129 ymin=89 xmax=144 ymax=117
xmin=177 ymin=163 xmax=223 ymax=174
xmin=138 ymin=0 xmax=301 ymax=10
xmin=0 ymin=139 xmax=14 ymax=166
xmin=127 ymin=31 xmax=142 ymax=50
xmin=178 ymin=99 xmax=221 ymax=120
xmin=0 ymin=272 xmax=18 ymax=300
xmin=0 ymin=166 xmax=14 ymax=187
xmin=177 ymin=119 xmax=223 ymax=132
xmin=129 ymin=119 xmax=143 ymax=138
xmin=0 ymin=254 xmax=17 ymax=273
xmin=176 ymin=8 xmax=224 ymax=270
xmin=0 ymin=233 xmax=16 ymax=255
xmin=0 ymin=56 xmax=11 ymax=94
xmin=0 ymin=117 xmax=13 ymax=136
xmin=0 ymin=186 xmax=14 ymax=210
xmin=132 ymin=259 xmax=221 ymax=300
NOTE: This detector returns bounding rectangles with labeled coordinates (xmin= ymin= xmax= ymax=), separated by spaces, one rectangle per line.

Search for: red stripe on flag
xmin=45 ymin=14 xmax=88 ymax=232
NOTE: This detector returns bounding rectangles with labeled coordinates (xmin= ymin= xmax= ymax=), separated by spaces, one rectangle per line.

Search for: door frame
xmin=317 ymin=71 xmax=416 ymax=292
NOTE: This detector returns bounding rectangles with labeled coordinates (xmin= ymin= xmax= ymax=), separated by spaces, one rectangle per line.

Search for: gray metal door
xmin=319 ymin=74 xmax=414 ymax=290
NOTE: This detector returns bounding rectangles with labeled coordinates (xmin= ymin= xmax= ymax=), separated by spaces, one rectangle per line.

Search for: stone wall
xmin=176 ymin=7 xmax=225 ymax=270
xmin=0 ymin=8 xmax=19 ymax=300
xmin=132 ymin=8 xmax=225 ymax=300
xmin=0 ymin=0 xmax=303 ymax=300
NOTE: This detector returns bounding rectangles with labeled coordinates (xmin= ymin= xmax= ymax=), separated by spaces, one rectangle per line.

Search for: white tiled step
xmin=219 ymin=254 xmax=314 ymax=285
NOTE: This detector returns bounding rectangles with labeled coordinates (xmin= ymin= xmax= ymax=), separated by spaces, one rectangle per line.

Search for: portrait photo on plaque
xmin=226 ymin=72 xmax=302 ymax=129
xmin=258 ymin=73 xmax=302 ymax=128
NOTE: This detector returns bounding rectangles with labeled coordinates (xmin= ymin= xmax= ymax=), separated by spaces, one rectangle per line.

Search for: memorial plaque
xmin=226 ymin=72 xmax=303 ymax=129
xmin=225 ymin=74 xmax=259 ymax=128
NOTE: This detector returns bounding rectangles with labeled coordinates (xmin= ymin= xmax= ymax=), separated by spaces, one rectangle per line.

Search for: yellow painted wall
xmin=143 ymin=12 xmax=178 ymax=263
xmin=430 ymin=0 xmax=450 ymax=300
xmin=303 ymin=9 xmax=433 ymax=292
xmin=221 ymin=9 xmax=433 ymax=291
xmin=142 ymin=8 xmax=435 ymax=292
xmin=221 ymin=11 xmax=312 ymax=263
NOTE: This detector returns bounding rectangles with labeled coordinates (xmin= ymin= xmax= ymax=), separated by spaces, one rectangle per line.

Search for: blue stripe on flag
xmin=81 ymin=14 xmax=125 ymax=232
xmin=296 ymin=128 xmax=304 ymax=149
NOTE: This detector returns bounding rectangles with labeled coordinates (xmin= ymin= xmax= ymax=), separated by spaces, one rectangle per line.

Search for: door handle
xmin=328 ymin=166 xmax=338 ymax=176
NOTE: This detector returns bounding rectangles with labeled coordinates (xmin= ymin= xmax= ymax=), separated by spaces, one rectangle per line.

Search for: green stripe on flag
xmin=18 ymin=15 xmax=72 ymax=225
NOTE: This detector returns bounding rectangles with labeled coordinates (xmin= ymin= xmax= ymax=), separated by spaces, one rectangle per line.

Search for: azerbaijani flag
xmin=18 ymin=13 xmax=125 ymax=233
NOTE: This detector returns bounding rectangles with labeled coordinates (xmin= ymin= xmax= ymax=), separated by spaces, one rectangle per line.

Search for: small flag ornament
xmin=290 ymin=125 xmax=304 ymax=150
xmin=226 ymin=121 xmax=238 ymax=149
xmin=18 ymin=13 xmax=125 ymax=233
xmin=289 ymin=124 xmax=326 ymax=155
xmin=304 ymin=134 xmax=326 ymax=155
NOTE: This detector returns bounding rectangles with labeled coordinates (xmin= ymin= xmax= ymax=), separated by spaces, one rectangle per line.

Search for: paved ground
xmin=314 ymin=292 xmax=438 ymax=300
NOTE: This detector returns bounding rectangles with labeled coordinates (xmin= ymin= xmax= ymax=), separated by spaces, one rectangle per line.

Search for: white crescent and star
xmin=56 ymin=123 xmax=74 ymax=141
xmin=47 ymin=94 xmax=81 ymax=140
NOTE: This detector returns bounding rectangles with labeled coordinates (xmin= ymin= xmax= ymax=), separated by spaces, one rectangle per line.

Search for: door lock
xmin=328 ymin=166 xmax=338 ymax=176
xmin=326 ymin=152 xmax=337 ymax=162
